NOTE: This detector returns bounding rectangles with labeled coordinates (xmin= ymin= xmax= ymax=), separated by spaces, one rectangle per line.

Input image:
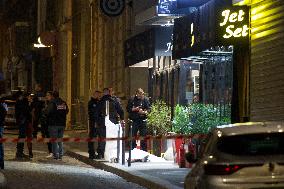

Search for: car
xmin=184 ymin=122 xmax=284 ymax=189
xmin=4 ymin=99 xmax=17 ymax=129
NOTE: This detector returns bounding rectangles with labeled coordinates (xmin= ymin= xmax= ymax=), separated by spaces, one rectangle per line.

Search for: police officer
xmin=127 ymin=88 xmax=150 ymax=152
xmin=15 ymin=91 xmax=32 ymax=159
xmin=87 ymin=90 xmax=101 ymax=159
xmin=96 ymin=88 xmax=124 ymax=159
xmin=47 ymin=91 xmax=69 ymax=160
xmin=41 ymin=91 xmax=53 ymax=157
xmin=32 ymin=84 xmax=45 ymax=138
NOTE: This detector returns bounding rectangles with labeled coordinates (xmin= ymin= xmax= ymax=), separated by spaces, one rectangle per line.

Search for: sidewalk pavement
xmin=0 ymin=172 xmax=6 ymax=189
xmin=64 ymin=130 xmax=190 ymax=189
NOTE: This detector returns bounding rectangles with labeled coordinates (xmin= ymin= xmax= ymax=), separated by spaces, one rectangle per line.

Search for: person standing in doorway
xmin=87 ymin=90 xmax=101 ymax=159
xmin=47 ymin=91 xmax=69 ymax=160
xmin=127 ymin=88 xmax=150 ymax=152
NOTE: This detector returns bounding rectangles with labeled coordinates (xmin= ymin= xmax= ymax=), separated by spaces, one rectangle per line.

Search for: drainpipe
xmin=89 ymin=0 xmax=94 ymax=93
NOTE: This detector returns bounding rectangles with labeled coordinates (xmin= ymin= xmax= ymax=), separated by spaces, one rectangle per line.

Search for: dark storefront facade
xmin=124 ymin=26 xmax=175 ymax=101
xmin=172 ymin=0 xmax=250 ymax=123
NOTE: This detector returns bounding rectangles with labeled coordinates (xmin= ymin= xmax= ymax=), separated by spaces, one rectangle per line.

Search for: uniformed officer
xmin=127 ymin=88 xmax=150 ymax=152
xmin=96 ymin=88 xmax=124 ymax=159
xmin=47 ymin=91 xmax=69 ymax=160
xmin=87 ymin=90 xmax=102 ymax=159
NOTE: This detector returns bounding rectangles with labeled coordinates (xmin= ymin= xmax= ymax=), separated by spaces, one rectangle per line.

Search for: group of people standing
xmin=0 ymin=85 xmax=150 ymax=169
xmin=87 ymin=87 xmax=150 ymax=159
xmin=14 ymin=85 xmax=69 ymax=161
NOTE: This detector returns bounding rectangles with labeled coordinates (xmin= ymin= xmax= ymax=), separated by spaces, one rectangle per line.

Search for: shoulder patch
xmin=57 ymin=104 xmax=67 ymax=110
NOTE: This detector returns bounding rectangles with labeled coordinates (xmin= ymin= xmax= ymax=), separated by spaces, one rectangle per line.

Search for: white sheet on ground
xmin=129 ymin=148 xmax=166 ymax=162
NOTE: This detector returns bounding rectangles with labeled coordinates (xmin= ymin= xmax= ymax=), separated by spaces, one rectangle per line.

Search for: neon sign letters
xmin=219 ymin=9 xmax=249 ymax=39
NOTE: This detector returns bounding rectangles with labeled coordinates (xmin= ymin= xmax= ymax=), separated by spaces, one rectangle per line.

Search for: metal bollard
xmin=122 ymin=125 xmax=125 ymax=165
xmin=117 ymin=124 xmax=121 ymax=163
xmin=128 ymin=120 xmax=133 ymax=167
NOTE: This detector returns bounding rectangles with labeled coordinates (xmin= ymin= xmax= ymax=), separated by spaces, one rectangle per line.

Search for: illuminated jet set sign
xmin=217 ymin=6 xmax=249 ymax=44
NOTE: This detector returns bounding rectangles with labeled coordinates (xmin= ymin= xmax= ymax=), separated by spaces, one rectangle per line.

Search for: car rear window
xmin=217 ymin=133 xmax=284 ymax=155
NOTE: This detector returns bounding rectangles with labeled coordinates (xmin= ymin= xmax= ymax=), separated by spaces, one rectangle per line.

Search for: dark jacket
xmin=31 ymin=97 xmax=44 ymax=123
xmin=15 ymin=98 xmax=31 ymax=125
xmin=96 ymin=95 xmax=124 ymax=125
xmin=88 ymin=97 xmax=99 ymax=122
xmin=127 ymin=96 xmax=150 ymax=121
xmin=47 ymin=97 xmax=69 ymax=127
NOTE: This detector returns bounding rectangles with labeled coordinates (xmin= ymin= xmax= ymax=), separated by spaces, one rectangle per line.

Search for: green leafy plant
xmin=147 ymin=100 xmax=172 ymax=135
xmin=172 ymin=105 xmax=191 ymax=134
xmin=188 ymin=103 xmax=231 ymax=134
xmin=172 ymin=103 xmax=231 ymax=134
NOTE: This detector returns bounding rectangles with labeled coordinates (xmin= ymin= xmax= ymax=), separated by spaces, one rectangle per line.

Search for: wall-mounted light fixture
xmin=33 ymin=37 xmax=51 ymax=48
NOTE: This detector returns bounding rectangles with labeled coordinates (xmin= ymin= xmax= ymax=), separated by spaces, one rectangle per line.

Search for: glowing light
xmin=217 ymin=130 xmax=222 ymax=137
xmin=220 ymin=9 xmax=245 ymax=26
xmin=190 ymin=23 xmax=195 ymax=47
xmin=33 ymin=37 xmax=51 ymax=48
xmin=219 ymin=8 xmax=249 ymax=39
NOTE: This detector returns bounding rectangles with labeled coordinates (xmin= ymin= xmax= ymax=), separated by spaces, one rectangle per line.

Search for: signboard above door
xmin=216 ymin=6 xmax=250 ymax=45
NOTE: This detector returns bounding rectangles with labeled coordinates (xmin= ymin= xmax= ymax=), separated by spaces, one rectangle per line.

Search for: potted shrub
xmin=171 ymin=104 xmax=191 ymax=163
xmin=147 ymin=100 xmax=171 ymax=156
xmin=188 ymin=103 xmax=231 ymax=134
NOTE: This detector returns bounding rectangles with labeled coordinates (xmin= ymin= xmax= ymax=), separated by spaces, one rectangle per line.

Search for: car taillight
xmin=204 ymin=164 xmax=251 ymax=175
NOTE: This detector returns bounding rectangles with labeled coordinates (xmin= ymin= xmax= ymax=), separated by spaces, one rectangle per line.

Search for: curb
xmin=66 ymin=150 xmax=181 ymax=189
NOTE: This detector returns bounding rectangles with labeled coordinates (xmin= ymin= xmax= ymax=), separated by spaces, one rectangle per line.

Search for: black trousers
xmin=88 ymin=121 xmax=98 ymax=157
xmin=131 ymin=119 xmax=147 ymax=152
xmin=96 ymin=123 xmax=106 ymax=155
xmin=41 ymin=123 xmax=52 ymax=154
xmin=32 ymin=120 xmax=40 ymax=138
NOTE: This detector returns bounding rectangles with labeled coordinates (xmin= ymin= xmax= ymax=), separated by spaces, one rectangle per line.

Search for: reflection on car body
xmin=184 ymin=122 xmax=284 ymax=189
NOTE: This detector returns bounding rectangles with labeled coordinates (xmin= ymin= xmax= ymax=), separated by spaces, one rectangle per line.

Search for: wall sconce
xmin=33 ymin=37 xmax=51 ymax=48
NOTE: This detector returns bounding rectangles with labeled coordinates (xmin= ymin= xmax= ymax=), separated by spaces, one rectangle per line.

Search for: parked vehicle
xmin=4 ymin=99 xmax=17 ymax=129
xmin=184 ymin=122 xmax=284 ymax=189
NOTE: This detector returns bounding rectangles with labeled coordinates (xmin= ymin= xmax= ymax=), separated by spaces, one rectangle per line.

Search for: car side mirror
xmin=185 ymin=152 xmax=197 ymax=163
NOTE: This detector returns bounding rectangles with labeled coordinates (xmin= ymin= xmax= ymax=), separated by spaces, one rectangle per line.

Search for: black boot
xmin=27 ymin=142 xmax=33 ymax=159
xmin=16 ymin=143 xmax=27 ymax=159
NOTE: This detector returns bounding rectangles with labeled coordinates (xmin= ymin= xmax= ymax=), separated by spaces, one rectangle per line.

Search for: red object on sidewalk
xmin=174 ymin=138 xmax=183 ymax=164
xmin=179 ymin=142 xmax=186 ymax=168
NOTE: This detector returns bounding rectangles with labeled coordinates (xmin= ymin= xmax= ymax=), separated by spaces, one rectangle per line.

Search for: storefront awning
xmin=124 ymin=27 xmax=173 ymax=67
xmin=135 ymin=0 xmax=196 ymax=26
